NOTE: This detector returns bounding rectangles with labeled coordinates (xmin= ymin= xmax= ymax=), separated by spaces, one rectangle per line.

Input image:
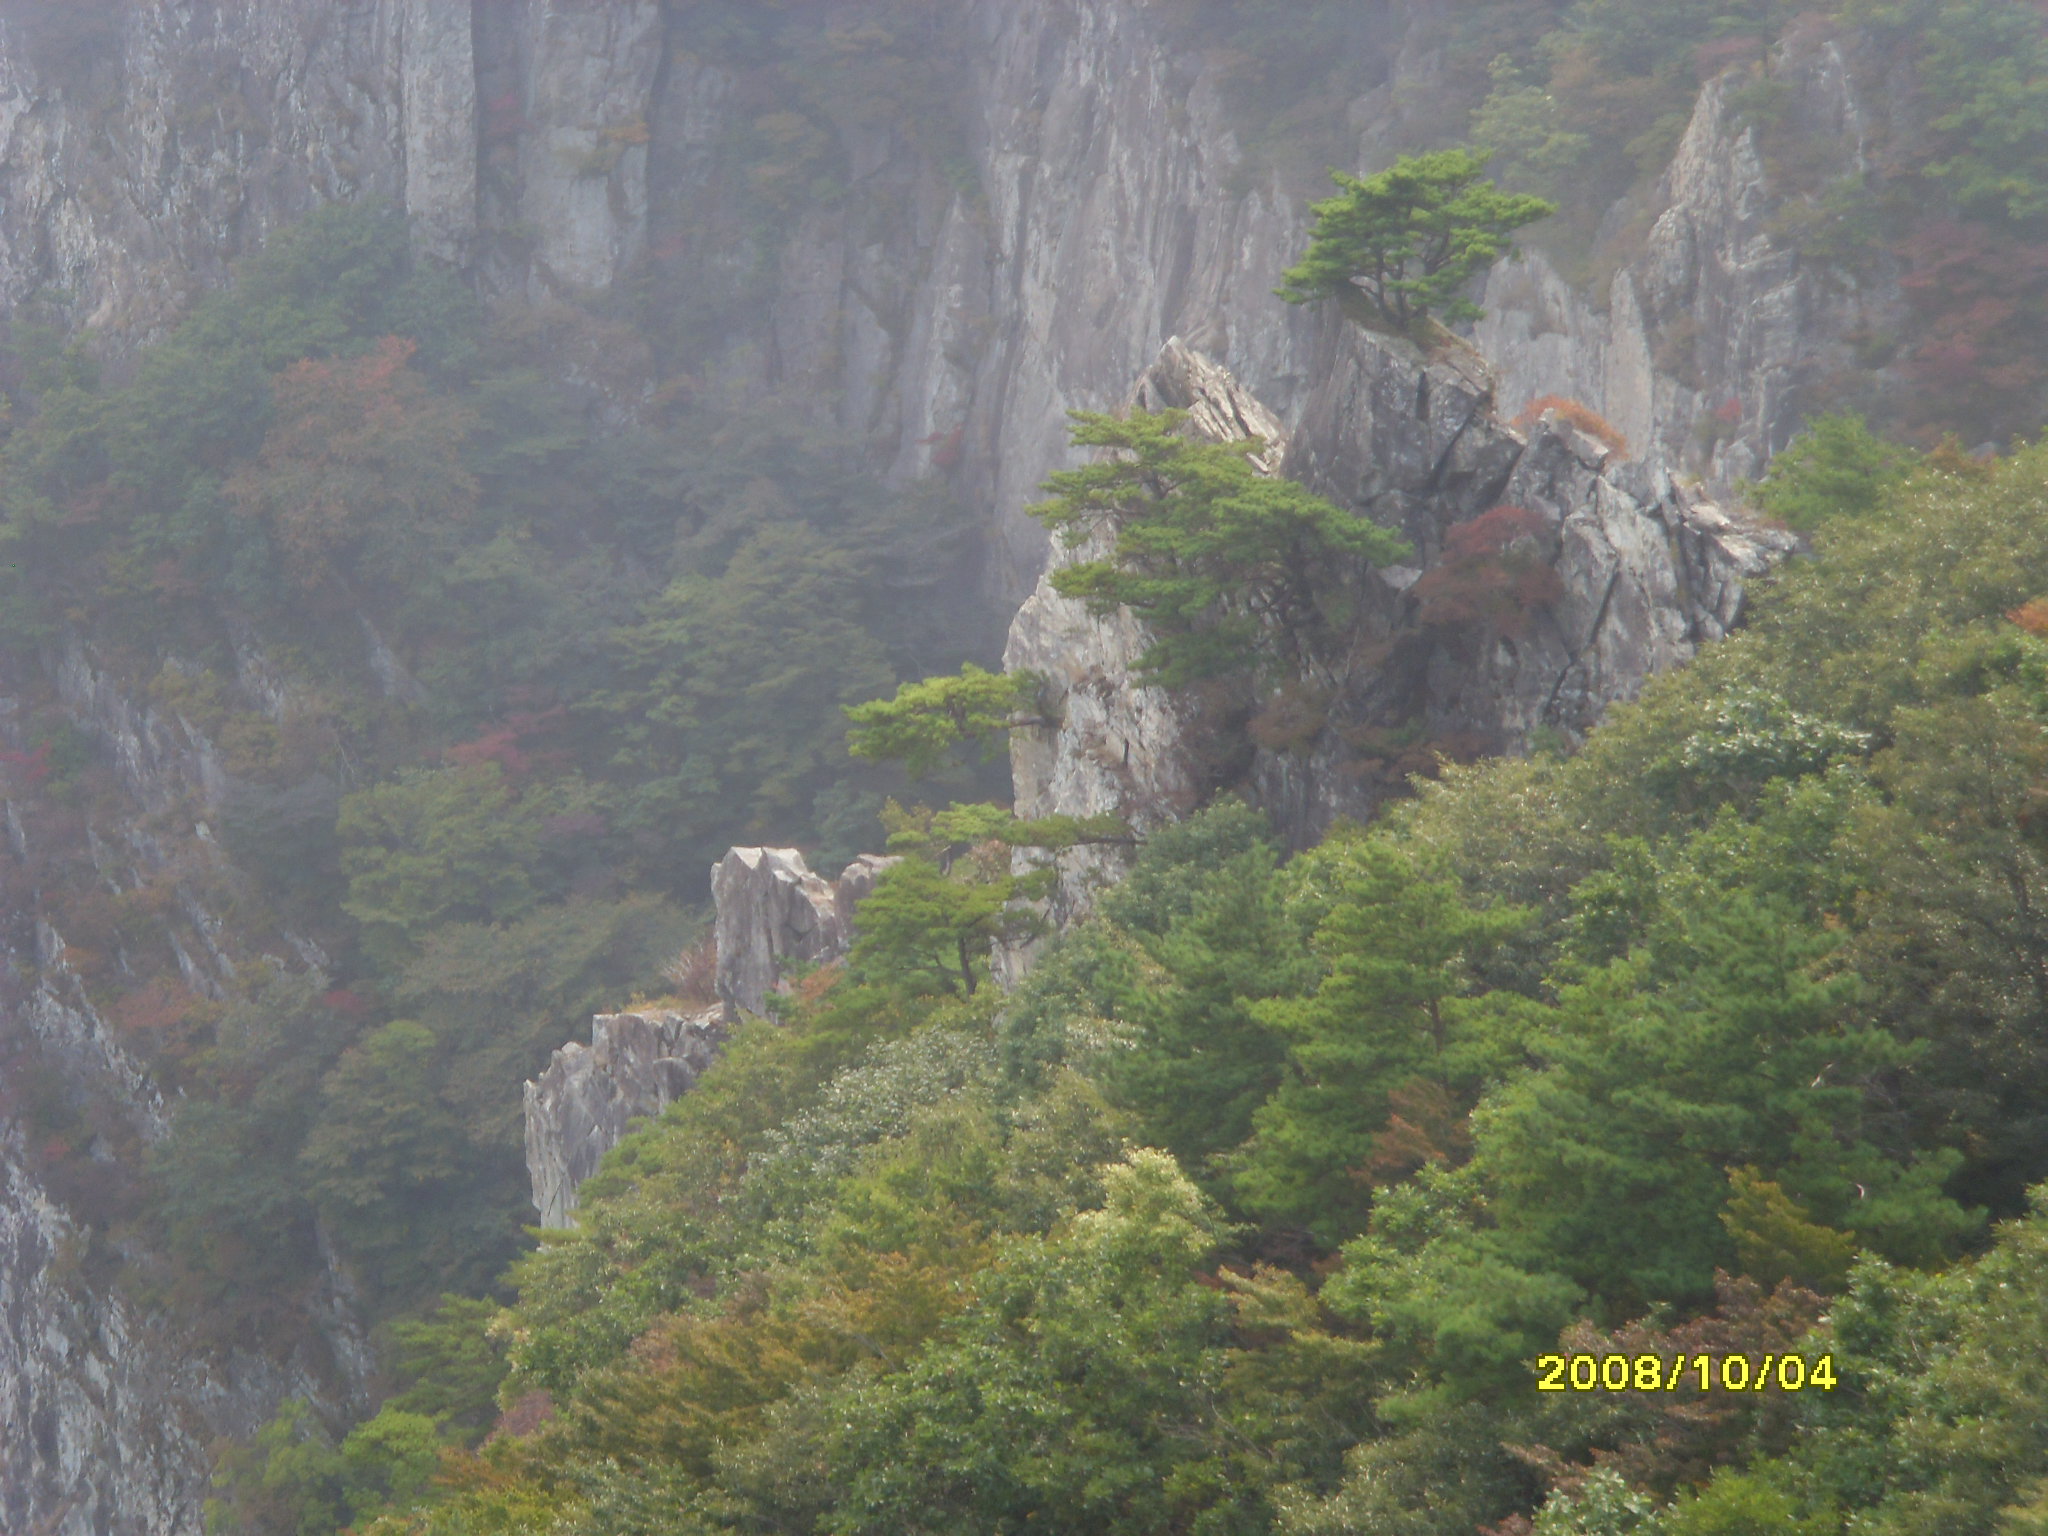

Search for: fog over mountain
xmin=0 ymin=3 xmax=2041 ymax=1533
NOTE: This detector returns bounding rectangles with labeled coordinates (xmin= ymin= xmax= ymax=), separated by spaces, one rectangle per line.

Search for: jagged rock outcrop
xmin=0 ymin=1134 xmax=363 ymax=1536
xmin=1006 ymin=330 xmax=1795 ymax=908
xmin=523 ymin=1009 xmax=726 ymax=1230
xmin=524 ymin=849 xmax=897 ymax=1226
xmin=1264 ymin=318 xmax=1793 ymax=839
xmin=1002 ymin=340 xmax=1285 ymax=931
xmin=712 ymin=848 xmax=897 ymax=1022
xmin=0 ymin=3 xmax=1892 ymax=1527
xmin=0 ymin=649 xmax=370 ymax=1536
xmin=0 ymin=0 xmax=664 ymax=336
xmin=1475 ymin=33 xmax=1904 ymax=486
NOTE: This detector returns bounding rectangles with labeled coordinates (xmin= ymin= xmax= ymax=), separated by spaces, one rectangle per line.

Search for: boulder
xmin=522 ymin=1009 xmax=725 ymax=1229
xmin=711 ymin=847 xmax=898 ymax=1021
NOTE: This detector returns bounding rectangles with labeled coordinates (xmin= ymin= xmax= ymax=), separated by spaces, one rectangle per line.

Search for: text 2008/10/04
xmin=1534 ymin=1352 xmax=1838 ymax=1392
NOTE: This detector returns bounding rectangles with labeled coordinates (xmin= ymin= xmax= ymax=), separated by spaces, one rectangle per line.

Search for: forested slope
xmin=301 ymin=437 xmax=2048 ymax=1536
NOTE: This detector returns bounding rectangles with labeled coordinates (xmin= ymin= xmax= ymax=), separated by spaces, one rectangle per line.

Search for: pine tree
xmin=1029 ymin=408 xmax=1410 ymax=687
xmin=1275 ymin=149 xmax=1554 ymax=330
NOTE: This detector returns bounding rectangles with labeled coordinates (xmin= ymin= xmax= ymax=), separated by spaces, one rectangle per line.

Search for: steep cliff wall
xmin=0 ymin=1 xmax=1879 ymax=606
xmin=522 ymin=847 xmax=899 ymax=1231
xmin=1474 ymin=29 xmax=1905 ymax=487
xmin=0 ymin=648 xmax=369 ymax=1536
xmin=523 ymin=1008 xmax=723 ymax=1231
xmin=0 ymin=1130 xmax=368 ymax=1536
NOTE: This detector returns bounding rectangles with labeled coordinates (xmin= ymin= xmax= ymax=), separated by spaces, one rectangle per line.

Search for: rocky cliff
xmin=0 ymin=646 xmax=369 ymax=1536
xmin=0 ymin=1 xmax=1893 ymax=1527
xmin=1004 ymin=330 xmax=1794 ymax=922
xmin=711 ymin=848 xmax=897 ymax=1024
xmin=1473 ymin=28 xmax=1903 ymax=487
xmin=0 ymin=1 xmax=1880 ymax=607
xmin=523 ymin=1008 xmax=724 ymax=1231
xmin=521 ymin=847 xmax=898 ymax=1232
xmin=0 ymin=1132 xmax=365 ymax=1536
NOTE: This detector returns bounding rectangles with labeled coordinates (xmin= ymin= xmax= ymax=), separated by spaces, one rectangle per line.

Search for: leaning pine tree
xmin=1276 ymin=148 xmax=1554 ymax=332
xmin=1029 ymin=408 xmax=1411 ymax=688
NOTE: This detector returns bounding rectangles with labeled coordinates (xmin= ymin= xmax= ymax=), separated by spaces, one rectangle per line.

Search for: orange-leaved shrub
xmin=1410 ymin=505 xmax=1564 ymax=642
xmin=1512 ymin=394 xmax=1629 ymax=457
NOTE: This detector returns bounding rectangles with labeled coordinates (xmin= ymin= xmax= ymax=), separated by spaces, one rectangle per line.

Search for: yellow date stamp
xmin=1534 ymin=1352 xmax=1837 ymax=1393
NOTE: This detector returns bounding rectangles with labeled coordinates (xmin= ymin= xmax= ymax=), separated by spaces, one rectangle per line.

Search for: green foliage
xmin=846 ymin=849 xmax=1042 ymax=1000
xmin=395 ymin=896 xmax=688 ymax=1157
xmin=207 ymin=1399 xmax=349 ymax=1536
xmin=297 ymin=1020 xmax=478 ymax=1301
xmin=1093 ymin=802 xmax=1316 ymax=1177
xmin=1640 ymin=685 xmax=1872 ymax=813
xmin=48 ymin=26 xmax=2048 ymax=1536
xmin=599 ymin=520 xmax=900 ymax=883
xmin=388 ymin=420 xmax=2042 ymax=1529
xmin=1275 ymin=150 xmax=1554 ymax=328
xmin=1749 ymin=413 xmax=1918 ymax=530
xmin=1469 ymin=56 xmax=1595 ymax=205
xmin=208 ymin=1398 xmax=446 ymax=1536
xmin=1563 ymin=0 xmax=1798 ymax=76
xmin=1533 ymin=1469 xmax=1659 ymax=1536
xmin=844 ymin=663 xmax=1044 ymax=778
xmin=1782 ymin=1188 xmax=2048 ymax=1531
xmin=818 ymin=1151 xmax=1250 ymax=1536
xmin=1327 ymin=1160 xmax=1584 ymax=1397
xmin=225 ymin=336 xmax=478 ymax=598
xmin=384 ymin=1295 xmax=511 ymax=1442
xmin=1850 ymin=0 xmax=2048 ymax=221
xmin=145 ymin=965 xmax=350 ymax=1329
xmin=1479 ymin=892 xmax=1970 ymax=1309
xmin=337 ymin=1408 xmax=444 ymax=1523
xmin=1721 ymin=1166 xmax=1859 ymax=1292
xmin=337 ymin=763 xmax=589 ymax=972
xmin=1232 ymin=831 xmax=1533 ymax=1242
xmin=1029 ymin=408 xmax=1411 ymax=686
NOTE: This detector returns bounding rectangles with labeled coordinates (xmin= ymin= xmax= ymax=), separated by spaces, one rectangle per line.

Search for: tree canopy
xmin=1029 ymin=407 xmax=1411 ymax=686
xmin=1276 ymin=149 xmax=1554 ymax=329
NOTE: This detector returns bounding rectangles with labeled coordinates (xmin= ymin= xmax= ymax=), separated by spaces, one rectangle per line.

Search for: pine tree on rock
xmin=1276 ymin=149 xmax=1554 ymax=331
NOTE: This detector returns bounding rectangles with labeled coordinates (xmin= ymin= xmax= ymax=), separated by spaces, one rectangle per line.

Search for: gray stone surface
xmin=1474 ymin=37 xmax=1905 ymax=488
xmin=0 ymin=649 xmax=368 ymax=1536
xmin=526 ymin=850 xmax=900 ymax=1228
xmin=1004 ymin=332 xmax=1795 ymax=932
xmin=712 ymin=848 xmax=898 ymax=1022
xmin=523 ymin=1009 xmax=726 ymax=1230
xmin=0 ymin=3 xmax=1884 ymax=617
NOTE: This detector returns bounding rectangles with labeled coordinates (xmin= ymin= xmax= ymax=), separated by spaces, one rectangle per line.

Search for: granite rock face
xmin=0 ymin=3 xmax=1891 ymax=1527
xmin=523 ymin=1009 xmax=727 ymax=1230
xmin=712 ymin=848 xmax=898 ymax=1022
xmin=479 ymin=0 xmax=665 ymax=296
xmin=0 ymin=649 xmax=368 ymax=1536
xmin=1005 ymin=330 xmax=1796 ymax=893
xmin=1474 ymin=35 xmax=1904 ymax=487
xmin=1002 ymin=338 xmax=1286 ymax=929
xmin=0 ymin=1133 xmax=364 ymax=1536
xmin=0 ymin=1 xmax=1881 ymax=612
xmin=524 ymin=849 xmax=898 ymax=1228
xmin=1266 ymin=318 xmax=1794 ymax=841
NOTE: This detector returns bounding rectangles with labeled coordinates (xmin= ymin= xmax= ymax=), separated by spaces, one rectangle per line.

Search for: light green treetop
xmin=1275 ymin=148 xmax=1555 ymax=330
xmin=844 ymin=663 xmax=1047 ymax=778
xmin=1029 ymin=408 xmax=1411 ymax=687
